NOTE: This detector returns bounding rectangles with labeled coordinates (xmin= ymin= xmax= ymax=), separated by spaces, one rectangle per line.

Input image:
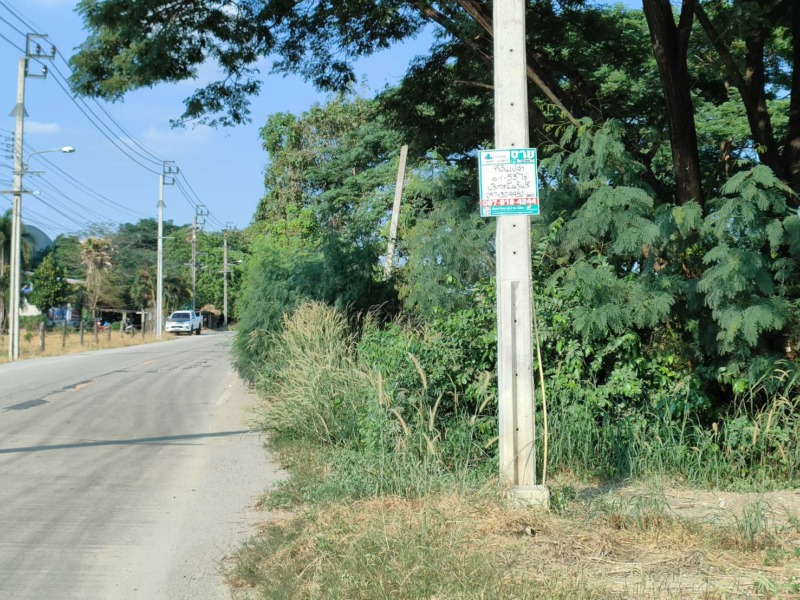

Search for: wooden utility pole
xmin=384 ymin=144 xmax=408 ymax=276
xmin=493 ymin=0 xmax=548 ymax=507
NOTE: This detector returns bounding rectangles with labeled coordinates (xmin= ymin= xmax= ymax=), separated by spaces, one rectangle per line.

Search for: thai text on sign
xmin=478 ymin=148 xmax=539 ymax=217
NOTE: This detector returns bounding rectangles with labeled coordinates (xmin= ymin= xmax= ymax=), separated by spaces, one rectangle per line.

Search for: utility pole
xmin=8 ymin=34 xmax=54 ymax=361
xmin=493 ymin=1 xmax=548 ymax=506
xmin=156 ymin=161 xmax=177 ymax=339
xmin=190 ymin=205 xmax=207 ymax=312
xmin=223 ymin=223 xmax=233 ymax=327
xmin=384 ymin=144 xmax=408 ymax=277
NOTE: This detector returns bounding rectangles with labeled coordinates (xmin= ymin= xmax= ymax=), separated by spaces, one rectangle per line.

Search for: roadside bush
xmin=252 ymin=291 xmax=799 ymax=501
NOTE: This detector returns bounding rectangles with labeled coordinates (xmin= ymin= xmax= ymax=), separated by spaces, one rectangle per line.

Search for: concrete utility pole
xmin=190 ymin=205 xmax=207 ymax=312
xmin=384 ymin=144 xmax=408 ymax=277
xmin=8 ymin=34 xmax=54 ymax=361
xmin=223 ymin=223 xmax=232 ymax=327
xmin=493 ymin=0 xmax=548 ymax=506
xmin=156 ymin=161 xmax=177 ymax=339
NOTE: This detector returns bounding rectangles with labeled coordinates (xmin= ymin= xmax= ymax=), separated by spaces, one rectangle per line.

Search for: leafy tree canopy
xmin=28 ymin=253 xmax=71 ymax=316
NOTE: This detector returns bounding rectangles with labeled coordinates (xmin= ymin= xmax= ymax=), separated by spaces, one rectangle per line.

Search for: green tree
xmin=27 ymin=253 xmax=71 ymax=318
xmin=251 ymin=94 xmax=400 ymax=314
xmin=72 ymin=0 xmax=800 ymax=404
xmin=51 ymin=234 xmax=84 ymax=279
xmin=69 ymin=0 xmax=800 ymax=200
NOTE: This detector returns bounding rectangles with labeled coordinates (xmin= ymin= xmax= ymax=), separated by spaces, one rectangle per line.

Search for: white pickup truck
xmin=165 ymin=310 xmax=202 ymax=335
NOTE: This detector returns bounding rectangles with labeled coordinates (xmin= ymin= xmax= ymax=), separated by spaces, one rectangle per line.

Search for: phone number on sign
xmin=480 ymin=197 xmax=539 ymax=207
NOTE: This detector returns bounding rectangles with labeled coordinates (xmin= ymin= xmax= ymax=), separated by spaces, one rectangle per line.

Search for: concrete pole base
xmin=508 ymin=485 xmax=550 ymax=509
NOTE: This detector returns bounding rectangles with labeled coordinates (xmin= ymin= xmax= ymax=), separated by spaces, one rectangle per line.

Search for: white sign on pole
xmin=478 ymin=148 xmax=539 ymax=217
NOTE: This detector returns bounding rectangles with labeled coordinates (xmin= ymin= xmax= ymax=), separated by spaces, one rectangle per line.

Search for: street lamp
xmin=22 ymin=146 xmax=75 ymax=171
xmin=7 ymin=145 xmax=76 ymax=361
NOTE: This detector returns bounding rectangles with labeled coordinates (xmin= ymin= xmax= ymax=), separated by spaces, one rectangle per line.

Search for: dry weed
xmin=236 ymin=487 xmax=800 ymax=599
xmin=0 ymin=329 xmax=172 ymax=364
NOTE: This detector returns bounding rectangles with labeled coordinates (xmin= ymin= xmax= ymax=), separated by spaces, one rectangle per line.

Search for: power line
xmin=175 ymin=172 xmax=226 ymax=230
xmin=36 ymin=195 xmax=95 ymax=230
xmin=37 ymin=154 xmax=149 ymax=219
xmin=173 ymin=178 xmax=199 ymax=211
xmin=4 ymin=131 xmax=150 ymax=218
xmin=0 ymin=4 xmax=166 ymax=175
xmin=0 ymin=13 xmax=25 ymax=37
xmin=42 ymin=65 xmax=162 ymax=174
xmin=48 ymin=60 xmax=164 ymax=168
xmin=33 ymin=177 xmax=119 ymax=224
xmin=0 ymin=9 xmax=235 ymax=235
xmin=0 ymin=29 xmax=23 ymax=52
xmin=2 ymin=135 xmax=151 ymax=224
xmin=56 ymin=50 xmax=166 ymax=165
xmin=0 ymin=1 xmax=44 ymax=34
xmin=24 ymin=204 xmax=81 ymax=235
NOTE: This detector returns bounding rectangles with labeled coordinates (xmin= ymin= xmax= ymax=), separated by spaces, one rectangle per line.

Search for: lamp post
xmin=7 ymin=146 xmax=75 ymax=361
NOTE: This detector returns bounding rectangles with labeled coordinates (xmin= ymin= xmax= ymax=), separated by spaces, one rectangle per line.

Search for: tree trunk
xmin=785 ymin=1 xmax=800 ymax=192
xmin=642 ymin=0 xmax=704 ymax=206
xmin=39 ymin=321 xmax=45 ymax=352
xmin=696 ymin=0 xmax=794 ymax=191
xmin=744 ymin=29 xmax=784 ymax=179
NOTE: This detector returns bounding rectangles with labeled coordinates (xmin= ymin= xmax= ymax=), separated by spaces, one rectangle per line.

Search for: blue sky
xmin=0 ymin=0 xmax=434 ymax=239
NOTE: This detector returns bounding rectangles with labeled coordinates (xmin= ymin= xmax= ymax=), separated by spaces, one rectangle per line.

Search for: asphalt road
xmin=0 ymin=332 xmax=283 ymax=600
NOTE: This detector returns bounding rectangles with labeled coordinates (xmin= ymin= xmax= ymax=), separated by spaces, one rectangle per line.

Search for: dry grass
xmin=231 ymin=484 xmax=800 ymax=600
xmin=0 ymin=327 xmax=173 ymax=364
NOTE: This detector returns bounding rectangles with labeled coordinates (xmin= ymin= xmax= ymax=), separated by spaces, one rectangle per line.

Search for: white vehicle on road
xmin=165 ymin=310 xmax=202 ymax=335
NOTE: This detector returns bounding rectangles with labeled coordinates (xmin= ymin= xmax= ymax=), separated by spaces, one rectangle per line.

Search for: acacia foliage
xmin=535 ymin=119 xmax=800 ymax=394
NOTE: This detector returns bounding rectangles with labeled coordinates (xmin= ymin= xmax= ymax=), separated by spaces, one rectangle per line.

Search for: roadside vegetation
xmin=56 ymin=0 xmax=800 ymax=597
xmin=228 ymin=302 xmax=799 ymax=598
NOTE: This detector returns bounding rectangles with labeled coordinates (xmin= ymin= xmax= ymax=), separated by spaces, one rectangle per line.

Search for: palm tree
xmin=80 ymin=237 xmax=115 ymax=318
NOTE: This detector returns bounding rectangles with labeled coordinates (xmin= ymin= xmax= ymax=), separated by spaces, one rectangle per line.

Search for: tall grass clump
xmin=251 ymin=301 xmax=498 ymax=502
xmin=251 ymin=301 xmax=375 ymax=447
